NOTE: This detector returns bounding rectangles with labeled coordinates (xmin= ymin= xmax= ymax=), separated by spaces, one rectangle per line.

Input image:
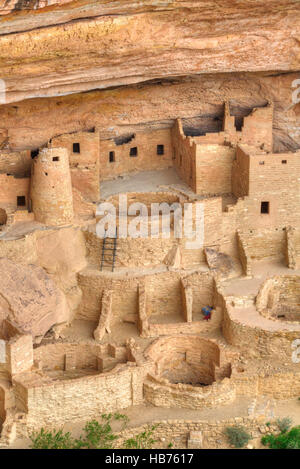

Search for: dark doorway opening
xmin=109 ymin=151 xmax=115 ymax=163
xmin=234 ymin=116 xmax=244 ymax=131
xmin=73 ymin=143 xmax=80 ymax=153
xmin=17 ymin=196 xmax=26 ymax=207
xmin=261 ymin=201 xmax=269 ymax=214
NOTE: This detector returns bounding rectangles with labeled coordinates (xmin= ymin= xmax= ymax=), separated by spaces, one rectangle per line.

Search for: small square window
xmin=261 ymin=201 xmax=269 ymax=214
xmin=73 ymin=143 xmax=80 ymax=153
xmin=53 ymin=157 xmax=59 ymax=162
xmin=130 ymin=147 xmax=137 ymax=157
xmin=157 ymin=145 xmax=164 ymax=155
xmin=109 ymin=151 xmax=115 ymax=163
xmin=259 ymin=161 xmax=265 ymax=165
xmin=282 ymin=160 xmax=287 ymax=164
xmin=17 ymin=196 xmax=26 ymax=207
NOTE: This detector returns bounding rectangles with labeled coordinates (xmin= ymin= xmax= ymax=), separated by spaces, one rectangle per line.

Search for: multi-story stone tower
xmin=30 ymin=147 xmax=74 ymax=225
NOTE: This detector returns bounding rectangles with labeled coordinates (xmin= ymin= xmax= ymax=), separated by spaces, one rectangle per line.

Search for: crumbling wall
xmin=144 ymin=375 xmax=235 ymax=410
xmin=237 ymin=105 xmax=273 ymax=152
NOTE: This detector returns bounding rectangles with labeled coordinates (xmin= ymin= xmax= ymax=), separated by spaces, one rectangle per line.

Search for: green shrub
xmin=262 ymin=426 xmax=300 ymax=449
xmin=74 ymin=413 xmax=129 ymax=449
xmin=225 ymin=426 xmax=251 ymax=448
xmin=276 ymin=417 xmax=293 ymax=433
xmin=30 ymin=414 xmax=160 ymax=450
xmin=124 ymin=425 xmax=158 ymax=449
xmin=30 ymin=428 xmax=75 ymax=449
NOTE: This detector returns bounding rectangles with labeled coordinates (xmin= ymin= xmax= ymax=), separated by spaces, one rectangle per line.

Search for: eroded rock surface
xmin=0 ymin=257 xmax=70 ymax=338
xmin=0 ymin=1 xmax=299 ymax=103
xmin=0 ymin=72 xmax=299 ymax=153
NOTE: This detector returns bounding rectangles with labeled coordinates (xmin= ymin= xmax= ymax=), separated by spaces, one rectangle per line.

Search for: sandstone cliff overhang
xmin=0 ymin=0 xmax=299 ymax=103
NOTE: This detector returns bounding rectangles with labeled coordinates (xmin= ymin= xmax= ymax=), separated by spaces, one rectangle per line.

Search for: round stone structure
xmin=30 ymin=147 xmax=74 ymax=226
xmin=144 ymin=336 xmax=234 ymax=409
xmin=256 ymin=275 xmax=300 ymax=323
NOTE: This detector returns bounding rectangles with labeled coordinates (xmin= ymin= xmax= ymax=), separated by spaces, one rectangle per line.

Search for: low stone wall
xmin=84 ymin=229 xmax=177 ymax=269
xmin=34 ymin=342 xmax=127 ymax=371
xmin=222 ymin=300 xmax=300 ymax=361
xmin=256 ymin=275 xmax=300 ymax=322
xmin=115 ymin=416 xmax=272 ymax=449
xmin=231 ymin=366 xmax=300 ymax=399
xmin=105 ymin=191 xmax=183 ymax=212
xmin=77 ymin=269 xmax=214 ymax=325
xmin=143 ymin=335 xmax=233 ymax=409
xmin=144 ymin=375 xmax=235 ymax=410
xmin=14 ymin=361 xmax=150 ymax=430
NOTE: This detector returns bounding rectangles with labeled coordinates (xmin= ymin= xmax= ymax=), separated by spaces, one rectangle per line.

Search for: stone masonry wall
xmin=100 ymin=129 xmax=173 ymax=181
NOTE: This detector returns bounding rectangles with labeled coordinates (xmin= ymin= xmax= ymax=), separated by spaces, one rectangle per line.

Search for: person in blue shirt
xmin=202 ymin=305 xmax=213 ymax=320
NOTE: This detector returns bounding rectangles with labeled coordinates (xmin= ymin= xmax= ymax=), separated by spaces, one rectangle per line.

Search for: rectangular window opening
xmin=73 ymin=143 xmax=80 ymax=153
xmin=282 ymin=160 xmax=287 ymax=164
xmin=157 ymin=144 xmax=164 ymax=155
xmin=53 ymin=157 xmax=59 ymax=162
xmin=259 ymin=161 xmax=265 ymax=165
xmin=130 ymin=147 xmax=138 ymax=157
xmin=17 ymin=196 xmax=26 ymax=207
xmin=261 ymin=201 xmax=269 ymax=214
xmin=109 ymin=151 xmax=115 ymax=163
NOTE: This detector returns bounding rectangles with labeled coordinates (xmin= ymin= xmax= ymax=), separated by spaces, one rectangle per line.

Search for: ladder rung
xmin=100 ymin=229 xmax=118 ymax=272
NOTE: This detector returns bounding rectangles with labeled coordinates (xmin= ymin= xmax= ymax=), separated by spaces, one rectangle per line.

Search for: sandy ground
xmin=101 ymin=168 xmax=185 ymax=199
xmin=222 ymin=258 xmax=300 ymax=297
xmin=9 ymin=396 xmax=300 ymax=449
xmin=100 ymin=168 xmax=237 ymax=210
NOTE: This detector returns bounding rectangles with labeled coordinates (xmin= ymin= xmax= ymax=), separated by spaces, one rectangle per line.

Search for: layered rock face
xmin=0 ymin=0 xmax=72 ymax=16
xmin=0 ymin=73 xmax=299 ymax=154
xmin=0 ymin=0 xmax=298 ymax=155
xmin=0 ymin=0 xmax=299 ymax=103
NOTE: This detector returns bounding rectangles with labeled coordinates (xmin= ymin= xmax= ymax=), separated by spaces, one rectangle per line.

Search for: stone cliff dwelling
xmin=0 ymin=98 xmax=300 ymax=448
xmin=0 ymin=0 xmax=299 ymax=451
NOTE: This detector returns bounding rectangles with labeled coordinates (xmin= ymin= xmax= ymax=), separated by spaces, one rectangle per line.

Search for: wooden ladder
xmin=100 ymin=227 xmax=118 ymax=272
